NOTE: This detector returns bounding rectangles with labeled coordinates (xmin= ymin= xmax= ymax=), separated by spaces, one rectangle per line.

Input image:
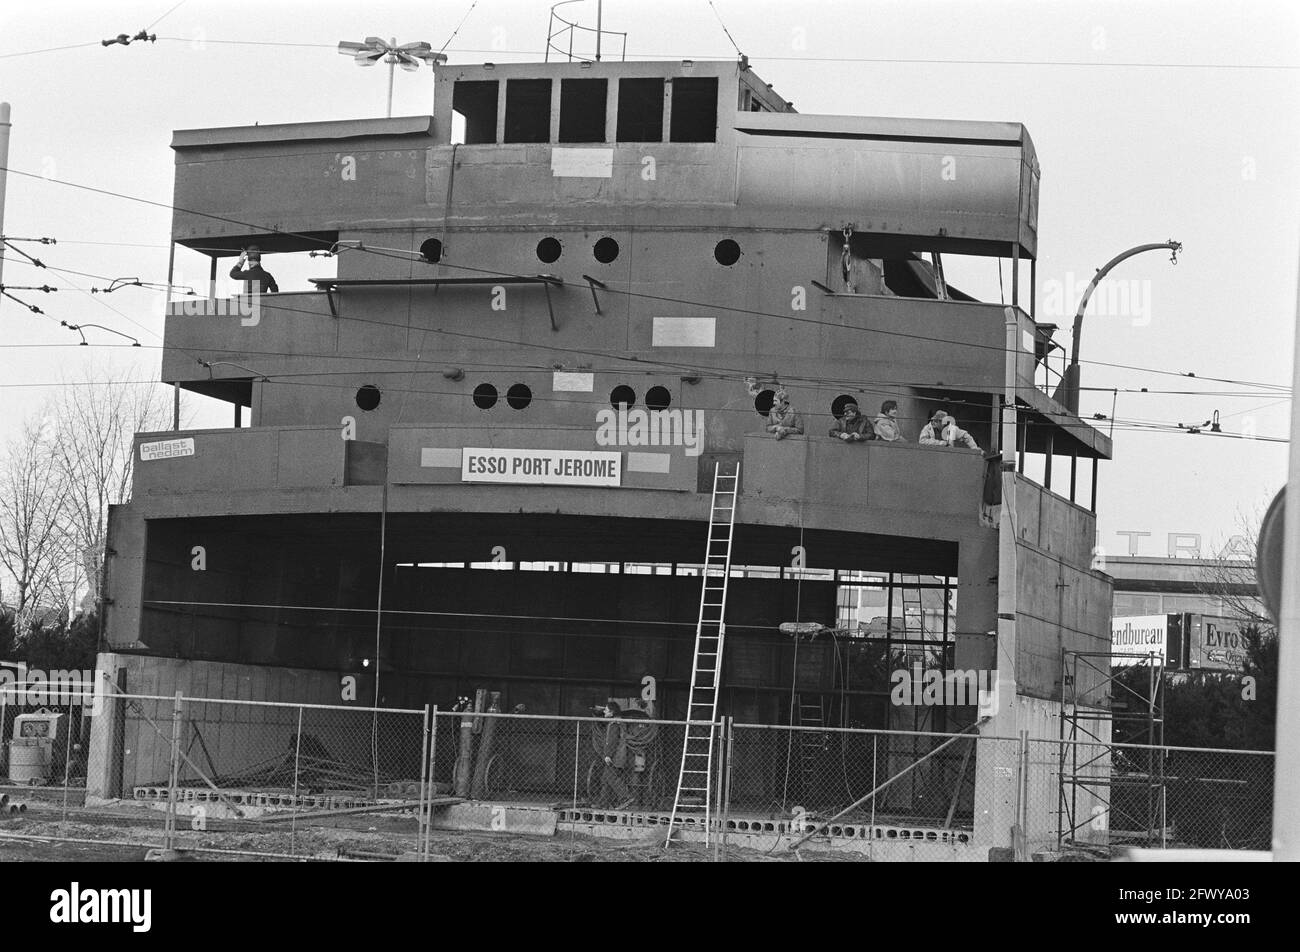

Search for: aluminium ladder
xmin=796 ymin=693 xmax=827 ymax=806
xmin=665 ymin=461 xmax=739 ymax=846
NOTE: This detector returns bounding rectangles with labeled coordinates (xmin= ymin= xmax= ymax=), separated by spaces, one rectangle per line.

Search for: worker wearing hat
xmin=766 ymin=387 xmax=804 ymax=440
xmin=828 ymin=399 xmax=875 ymax=442
xmin=229 ymin=245 xmax=279 ymax=294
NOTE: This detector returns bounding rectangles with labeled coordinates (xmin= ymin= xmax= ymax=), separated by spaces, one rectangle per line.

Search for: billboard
xmin=1188 ymin=615 xmax=1250 ymax=672
xmin=1110 ymin=615 xmax=1169 ymax=665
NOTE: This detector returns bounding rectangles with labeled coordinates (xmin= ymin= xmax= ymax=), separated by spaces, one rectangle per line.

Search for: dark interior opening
xmin=504 ymin=79 xmax=552 ymax=144
xmin=559 ymin=78 xmax=608 ymax=143
xmin=616 ymin=78 xmax=664 ymax=142
xmin=452 ymin=80 xmax=498 ymax=144
xmin=670 ymin=76 xmax=718 ymax=143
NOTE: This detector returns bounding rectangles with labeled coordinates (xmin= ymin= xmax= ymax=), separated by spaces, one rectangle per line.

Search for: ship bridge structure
xmin=89 ymin=57 xmax=1114 ymax=853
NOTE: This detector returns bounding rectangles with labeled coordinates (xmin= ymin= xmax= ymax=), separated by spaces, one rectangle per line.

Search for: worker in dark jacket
xmin=598 ymin=700 xmax=634 ymax=809
xmin=229 ymin=245 xmax=279 ymax=293
xmin=829 ymin=400 xmax=875 ymax=442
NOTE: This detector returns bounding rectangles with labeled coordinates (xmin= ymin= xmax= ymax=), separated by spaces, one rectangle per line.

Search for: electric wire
xmin=0 ymin=162 xmax=1290 ymax=395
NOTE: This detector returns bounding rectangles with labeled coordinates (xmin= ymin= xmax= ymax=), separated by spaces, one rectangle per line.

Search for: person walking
xmin=599 ymin=701 xmax=634 ymax=809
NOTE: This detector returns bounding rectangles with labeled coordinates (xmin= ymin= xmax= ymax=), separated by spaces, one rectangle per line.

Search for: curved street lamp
xmin=1054 ymin=240 xmax=1182 ymax=413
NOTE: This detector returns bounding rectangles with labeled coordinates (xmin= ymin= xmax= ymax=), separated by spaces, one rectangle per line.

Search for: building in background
xmin=1109 ymin=554 xmax=1261 ymax=619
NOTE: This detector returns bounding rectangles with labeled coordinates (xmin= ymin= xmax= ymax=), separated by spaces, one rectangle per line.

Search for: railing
xmin=545 ymin=1 xmax=627 ymax=63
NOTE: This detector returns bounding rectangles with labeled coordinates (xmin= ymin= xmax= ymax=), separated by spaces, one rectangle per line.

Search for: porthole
xmin=536 ymin=237 xmax=562 ymax=263
xmin=714 ymin=238 xmax=741 ymax=266
xmin=593 ymin=236 xmax=620 ymax=264
xmin=419 ymin=237 xmax=444 ymax=263
xmin=754 ymin=389 xmax=775 ymax=417
xmin=610 ymin=385 xmax=636 ymax=409
xmin=830 ymin=394 xmax=857 ymax=418
xmin=355 ymin=385 xmax=381 ymax=411
xmin=473 ymin=383 xmax=498 ymax=409
xmin=645 ymin=385 xmax=671 ymax=411
xmin=507 ymin=383 xmax=532 ymax=410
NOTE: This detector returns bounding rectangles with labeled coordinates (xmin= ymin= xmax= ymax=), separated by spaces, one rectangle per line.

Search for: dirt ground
xmin=0 ymin=804 xmax=851 ymax=862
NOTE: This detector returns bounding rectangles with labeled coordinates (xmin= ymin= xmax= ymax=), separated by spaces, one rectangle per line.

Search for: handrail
xmin=545 ymin=1 xmax=627 ymax=62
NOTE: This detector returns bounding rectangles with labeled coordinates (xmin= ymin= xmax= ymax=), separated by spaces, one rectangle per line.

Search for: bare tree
xmin=0 ymin=416 xmax=73 ymax=632
xmin=1196 ymin=511 xmax=1271 ymax=629
xmin=52 ymin=366 xmax=172 ymax=609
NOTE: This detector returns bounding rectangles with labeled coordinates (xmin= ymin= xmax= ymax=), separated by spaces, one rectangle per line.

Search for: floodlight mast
xmin=337 ymin=37 xmax=445 ymax=118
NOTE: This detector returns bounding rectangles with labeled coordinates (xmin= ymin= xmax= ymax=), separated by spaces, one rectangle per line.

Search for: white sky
xmin=1 ymin=0 xmax=1297 ymax=557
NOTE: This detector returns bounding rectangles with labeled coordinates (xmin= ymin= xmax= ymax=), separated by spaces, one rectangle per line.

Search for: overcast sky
xmin=1 ymin=0 xmax=1297 ymax=557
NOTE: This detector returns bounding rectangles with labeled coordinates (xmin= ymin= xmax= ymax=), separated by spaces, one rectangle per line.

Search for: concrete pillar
xmin=84 ymin=657 xmax=126 ymax=804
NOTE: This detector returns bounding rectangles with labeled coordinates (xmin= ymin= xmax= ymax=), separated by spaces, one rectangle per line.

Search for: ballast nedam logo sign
xmin=595 ymin=406 xmax=705 ymax=457
xmin=0 ymin=666 xmax=108 ymax=715
xmin=50 ymin=883 xmax=151 ymax=933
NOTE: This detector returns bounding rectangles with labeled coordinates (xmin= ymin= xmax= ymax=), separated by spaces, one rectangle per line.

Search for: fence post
xmin=572 ymin=718 xmax=581 ymax=810
xmin=1014 ymin=731 xmax=1029 ymax=862
xmin=290 ymin=705 xmax=304 ymax=856
xmin=418 ymin=704 xmax=430 ymax=860
xmin=719 ymin=716 xmax=734 ymax=862
xmin=421 ymin=706 xmax=439 ymax=862
xmin=61 ymin=712 xmax=74 ymax=826
xmin=164 ymin=691 xmax=183 ymax=851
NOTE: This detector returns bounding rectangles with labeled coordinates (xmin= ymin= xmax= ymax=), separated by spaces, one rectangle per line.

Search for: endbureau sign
xmin=461 ymin=448 xmax=621 ymax=487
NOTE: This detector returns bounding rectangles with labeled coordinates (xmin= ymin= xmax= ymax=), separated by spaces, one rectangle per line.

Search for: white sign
xmin=652 ymin=317 xmax=716 ymax=347
xmin=552 ymin=372 xmax=594 ymax=392
xmin=461 ymin=448 xmax=621 ymax=487
xmin=1111 ymin=614 xmax=1168 ymax=665
xmin=139 ymin=437 xmax=195 ymax=461
xmin=551 ymin=147 xmax=613 ymax=178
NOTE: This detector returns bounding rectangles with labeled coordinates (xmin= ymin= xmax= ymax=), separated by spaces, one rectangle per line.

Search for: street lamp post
xmin=1054 ymin=240 xmax=1182 ymax=413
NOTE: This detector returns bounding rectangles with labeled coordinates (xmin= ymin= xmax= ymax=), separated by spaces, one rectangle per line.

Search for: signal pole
xmin=1274 ymin=243 xmax=1300 ymax=862
xmin=0 ymin=102 xmax=12 ymax=308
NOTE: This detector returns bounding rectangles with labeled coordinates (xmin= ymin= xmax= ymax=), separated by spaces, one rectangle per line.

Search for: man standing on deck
xmin=229 ymin=245 xmax=279 ymax=294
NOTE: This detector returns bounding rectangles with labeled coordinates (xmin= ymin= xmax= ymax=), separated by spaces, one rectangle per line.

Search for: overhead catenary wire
xmin=0 ymin=370 xmax=1283 ymax=442
xmin=0 ymin=256 xmax=1284 ymax=439
xmin=125 ymin=36 xmax=1300 ymax=70
xmin=705 ymin=1 xmax=744 ymax=58
xmin=0 ymin=254 xmax=1288 ymax=440
xmin=437 ymin=1 xmax=480 ymax=56
xmin=0 ymin=162 xmax=1289 ymax=395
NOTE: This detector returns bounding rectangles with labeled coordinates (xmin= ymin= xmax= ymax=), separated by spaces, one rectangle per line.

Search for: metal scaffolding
xmin=1058 ymin=648 xmax=1166 ymax=848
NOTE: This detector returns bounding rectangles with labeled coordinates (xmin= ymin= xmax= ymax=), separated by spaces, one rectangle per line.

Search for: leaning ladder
xmin=665 ymin=461 xmax=739 ymax=846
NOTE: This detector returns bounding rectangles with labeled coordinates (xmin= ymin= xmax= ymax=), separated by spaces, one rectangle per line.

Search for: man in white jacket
xmin=919 ymin=409 xmax=981 ymax=450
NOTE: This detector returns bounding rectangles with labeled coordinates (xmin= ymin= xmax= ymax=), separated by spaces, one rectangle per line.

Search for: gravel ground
xmin=0 ymin=807 xmax=848 ymax=862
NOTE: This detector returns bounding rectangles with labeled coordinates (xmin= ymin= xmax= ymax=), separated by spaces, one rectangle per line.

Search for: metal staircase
xmin=665 ymin=462 xmax=739 ymax=846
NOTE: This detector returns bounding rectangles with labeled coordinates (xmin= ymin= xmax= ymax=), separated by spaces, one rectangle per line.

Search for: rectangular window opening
xmin=559 ymin=78 xmax=608 ymax=143
xmin=670 ymin=76 xmax=718 ymax=142
xmin=452 ymin=80 xmax=498 ymax=144
xmin=616 ymin=78 xmax=664 ymax=142
xmin=504 ymin=78 xmax=552 ymax=143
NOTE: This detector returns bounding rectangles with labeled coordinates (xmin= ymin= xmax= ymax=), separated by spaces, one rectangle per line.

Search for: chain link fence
xmin=0 ymin=685 xmax=1277 ymax=860
xmin=1030 ymin=737 xmax=1274 ymax=854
